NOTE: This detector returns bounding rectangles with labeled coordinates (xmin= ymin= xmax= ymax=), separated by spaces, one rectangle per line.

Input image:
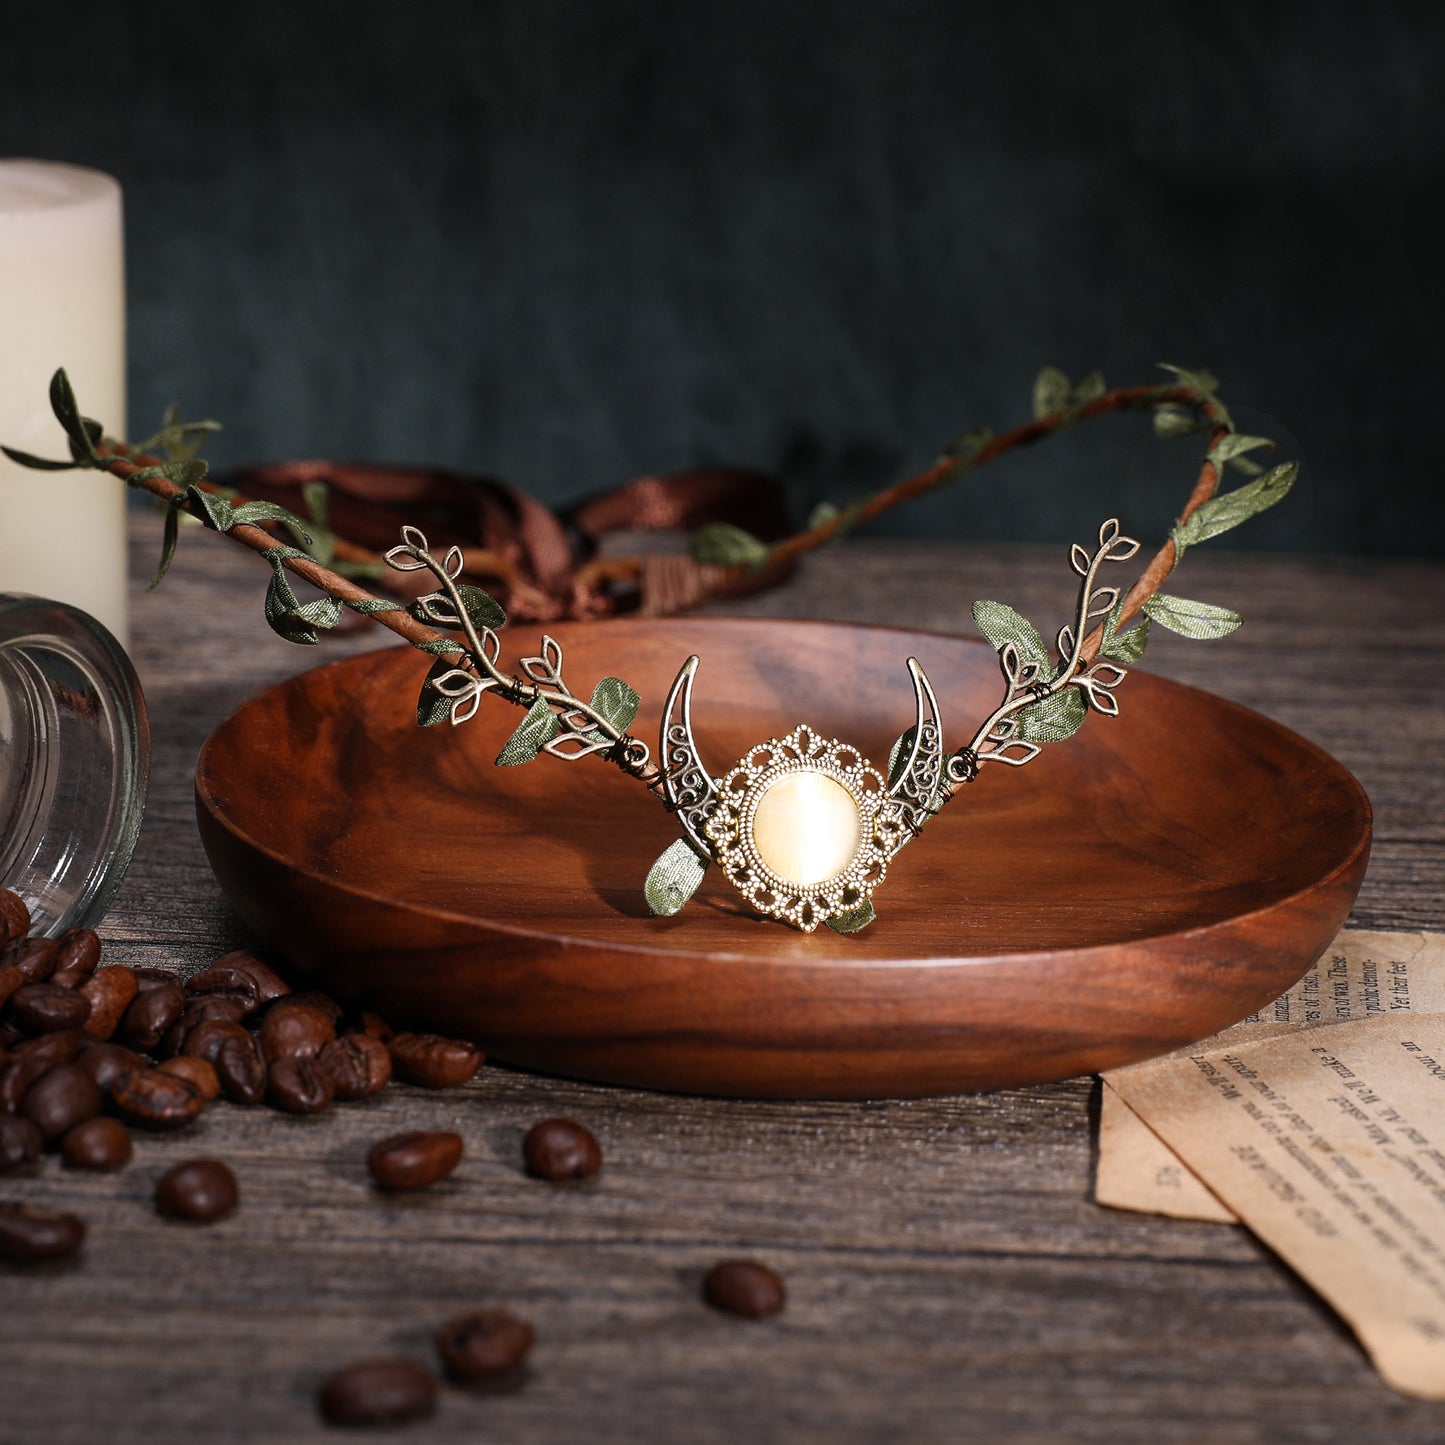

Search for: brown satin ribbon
xmin=224 ymin=461 xmax=793 ymax=623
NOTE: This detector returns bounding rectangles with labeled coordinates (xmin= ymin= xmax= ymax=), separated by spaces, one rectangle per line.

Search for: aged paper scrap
xmin=1108 ymin=1011 xmax=1445 ymax=1399
xmin=1096 ymin=930 xmax=1445 ymax=1222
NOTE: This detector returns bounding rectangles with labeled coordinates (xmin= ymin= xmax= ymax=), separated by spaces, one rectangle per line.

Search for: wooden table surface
xmin=3 ymin=517 xmax=1443 ymax=1444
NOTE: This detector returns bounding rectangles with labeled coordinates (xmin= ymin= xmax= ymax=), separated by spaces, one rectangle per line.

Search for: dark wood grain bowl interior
xmin=195 ymin=618 xmax=1371 ymax=1098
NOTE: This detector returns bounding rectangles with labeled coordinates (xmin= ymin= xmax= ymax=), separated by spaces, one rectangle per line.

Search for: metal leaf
xmin=1086 ymin=661 xmax=1128 ymax=689
xmin=542 ymin=731 xmax=614 ymax=761
xmin=984 ymin=740 xmax=1041 ymax=767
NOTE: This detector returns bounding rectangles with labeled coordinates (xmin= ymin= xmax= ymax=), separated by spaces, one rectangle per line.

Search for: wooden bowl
xmin=195 ymin=618 xmax=1371 ymax=1098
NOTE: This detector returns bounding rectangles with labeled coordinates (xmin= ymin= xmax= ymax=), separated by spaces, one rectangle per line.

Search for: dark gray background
xmin=3 ymin=1 xmax=1440 ymax=553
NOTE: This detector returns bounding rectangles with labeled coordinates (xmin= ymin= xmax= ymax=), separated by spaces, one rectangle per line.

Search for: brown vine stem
xmin=99 ymin=449 xmax=454 ymax=656
xmin=97 ymin=373 xmax=1228 ymax=724
xmin=716 ymin=381 xmax=1230 ymax=661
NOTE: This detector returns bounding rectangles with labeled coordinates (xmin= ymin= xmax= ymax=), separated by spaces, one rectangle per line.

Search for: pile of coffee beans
xmin=3 ymin=885 xmax=787 ymax=1429
xmin=0 ymin=884 xmax=484 ymax=1238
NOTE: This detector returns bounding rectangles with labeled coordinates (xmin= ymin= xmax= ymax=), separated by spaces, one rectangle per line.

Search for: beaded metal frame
xmin=702 ymin=726 xmax=891 ymax=932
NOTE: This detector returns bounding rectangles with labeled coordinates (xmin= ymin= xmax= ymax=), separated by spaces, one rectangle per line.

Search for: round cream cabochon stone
xmin=751 ymin=771 xmax=862 ymax=888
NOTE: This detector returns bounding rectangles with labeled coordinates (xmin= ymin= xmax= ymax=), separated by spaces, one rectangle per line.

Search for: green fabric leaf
xmin=971 ymin=600 xmax=1048 ymax=667
xmin=260 ymin=546 xmax=340 ymax=645
xmin=1158 ymin=362 xmax=1233 ymax=432
xmin=148 ymin=502 xmax=183 ymax=591
xmin=1142 ymin=593 xmax=1243 ymax=641
xmin=189 ymin=487 xmax=236 ymax=532
xmin=1100 ymin=601 xmax=1151 ymax=664
xmin=0 ymin=445 xmax=76 ymax=471
xmin=49 ymin=370 xmax=99 ymax=463
xmin=416 ymin=658 xmax=455 ymax=727
xmin=589 ymin=676 xmax=640 ymax=735
xmin=1017 ymin=686 xmax=1087 ymax=742
xmin=826 ymin=899 xmax=876 ymax=934
xmin=887 ymin=726 xmax=916 ymax=788
xmin=1159 ymin=362 xmax=1220 ymax=395
xmin=457 ymin=584 xmax=507 ymax=632
xmin=942 ymin=427 xmax=994 ymax=462
xmin=690 ymin=522 xmax=770 ymax=568
xmin=1072 ymin=370 xmax=1106 ymax=405
xmin=644 ymin=837 xmax=710 ymax=916
xmin=300 ymin=480 xmax=330 ymax=528
xmin=495 ymin=697 xmax=561 ymax=766
xmin=1032 ymin=366 xmax=1071 ymax=419
xmin=161 ymin=459 xmax=210 ymax=487
xmin=131 ymin=409 xmax=221 ymax=463
xmin=1152 ymin=406 xmax=1202 ymax=439
xmin=1208 ymin=433 xmax=1275 ymax=473
xmin=231 ymin=499 xmax=314 ymax=548
xmin=1172 ymin=462 xmax=1297 ymax=559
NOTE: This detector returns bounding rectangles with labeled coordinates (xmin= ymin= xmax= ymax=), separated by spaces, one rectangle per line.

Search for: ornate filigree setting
xmin=702 ymin=727 xmax=890 ymax=932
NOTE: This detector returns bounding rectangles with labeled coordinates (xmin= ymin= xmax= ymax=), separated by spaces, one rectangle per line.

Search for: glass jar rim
xmin=0 ymin=592 xmax=149 ymax=936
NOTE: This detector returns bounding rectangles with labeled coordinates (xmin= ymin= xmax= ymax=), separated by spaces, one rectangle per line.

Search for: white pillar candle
xmin=0 ymin=160 xmax=128 ymax=645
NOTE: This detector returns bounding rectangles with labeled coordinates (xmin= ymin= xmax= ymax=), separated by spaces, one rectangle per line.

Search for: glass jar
xmin=0 ymin=594 xmax=149 ymax=936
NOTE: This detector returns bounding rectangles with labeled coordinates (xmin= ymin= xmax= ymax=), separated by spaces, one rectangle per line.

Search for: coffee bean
xmin=214 ymin=1035 xmax=267 ymax=1106
xmin=158 ymin=1055 xmax=220 ymax=1102
xmin=702 ymin=1260 xmax=786 ymax=1319
xmin=367 ymin=1131 xmax=463 ymax=1191
xmin=60 ymin=1116 xmax=132 ymax=1170
xmin=0 ymin=1031 xmax=83 ymax=1114
xmin=79 ymin=966 xmax=139 ymax=1040
xmin=12 ymin=1029 xmax=84 ymax=1068
xmin=132 ymin=967 xmax=181 ymax=991
xmin=0 ymin=1115 xmax=42 ymax=1173
xmin=110 ymin=1068 xmax=205 ymax=1131
xmin=185 ymin=950 xmax=291 ymax=1013
xmin=0 ymin=964 xmax=23 ymax=1012
xmin=0 ymin=1019 xmax=23 ymax=1048
xmin=522 ymin=1119 xmax=603 ymax=1181
xmin=258 ymin=1001 xmax=335 ymax=1063
xmin=49 ymin=929 xmax=102 ymax=989
xmin=266 ymin=1056 xmax=333 ymax=1114
xmin=159 ymin=993 xmax=250 ymax=1058
xmin=180 ymin=1018 xmax=250 ymax=1066
xmin=0 ymin=888 xmax=29 ymax=947
xmin=287 ymin=990 xmax=345 ymax=1022
xmin=434 ymin=1310 xmax=534 ymax=1381
xmin=75 ymin=1041 xmax=145 ymax=1094
xmin=0 ymin=937 xmax=57 ymax=985
xmin=342 ymin=1010 xmax=393 ymax=1042
xmin=318 ymin=1035 xmax=392 ymax=1101
xmin=119 ymin=979 xmax=185 ymax=1052
xmin=6 ymin=983 xmax=89 ymax=1035
xmin=0 ymin=1202 xmax=85 ymax=1262
xmin=388 ymin=1032 xmax=484 ymax=1089
xmin=22 ymin=1063 xmax=102 ymax=1141
xmin=155 ymin=1159 xmax=238 ymax=1222
xmin=318 ymin=1359 xmax=437 ymax=1427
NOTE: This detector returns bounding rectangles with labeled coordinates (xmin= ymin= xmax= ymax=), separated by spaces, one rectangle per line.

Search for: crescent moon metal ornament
xmin=658 ymin=655 xmax=945 ymax=931
xmin=659 ymin=655 xmax=719 ymax=855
